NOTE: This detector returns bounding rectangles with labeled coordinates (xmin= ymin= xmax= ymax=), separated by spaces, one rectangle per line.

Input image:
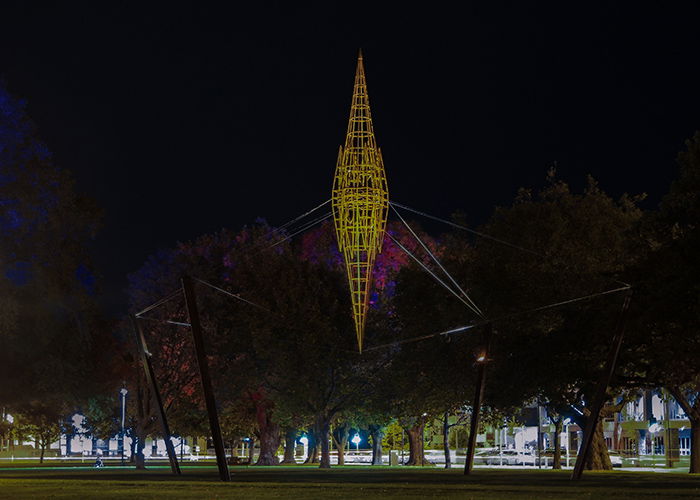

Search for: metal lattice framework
xmin=332 ymin=51 xmax=389 ymax=351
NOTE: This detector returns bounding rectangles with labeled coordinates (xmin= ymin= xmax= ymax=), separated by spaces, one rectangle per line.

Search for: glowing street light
xmin=352 ymin=433 xmax=361 ymax=453
xmin=299 ymin=435 xmax=309 ymax=459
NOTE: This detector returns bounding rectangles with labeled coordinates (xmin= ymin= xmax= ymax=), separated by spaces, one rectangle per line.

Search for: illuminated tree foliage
xmin=125 ymin=220 xmax=434 ymax=468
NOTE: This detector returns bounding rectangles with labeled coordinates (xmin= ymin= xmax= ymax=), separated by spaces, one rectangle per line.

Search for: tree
xmin=16 ymin=401 xmax=71 ymax=463
xmin=439 ymin=409 xmax=470 ymax=469
xmin=0 ymin=82 xmax=104 ymax=413
xmin=126 ymin=245 xmax=214 ymax=469
xmin=229 ymin=232 xmax=380 ymax=468
xmin=369 ymin=219 xmax=484 ymax=467
xmin=82 ymin=395 xmax=120 ymax=443
xmin=626 ymin=132 xmax=700 ymax=473
xmin=469 ymin=171 xmax=642 ymax=470
xmin=125 ymin=222 xmax=375 ymax=468
xmin=331 ymin=415 xmax=354 ymax=465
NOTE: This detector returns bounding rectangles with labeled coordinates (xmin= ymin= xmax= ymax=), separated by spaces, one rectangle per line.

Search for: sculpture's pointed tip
xmin=355 ymin=49 xmax=365 ymax=78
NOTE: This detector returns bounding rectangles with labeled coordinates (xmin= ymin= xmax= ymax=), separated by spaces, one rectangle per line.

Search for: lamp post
xmin=421 ymin=412 xmax=428 ymax=466
xmin=120 ymin=387 xmax=128 ymax=466
xmin=300 ymin=435 xmax=309 ymax=461
xmin=352 ymin=433 xmax=361 ymax=454
xmin=563 ymin=418 xmax=571 ymax=468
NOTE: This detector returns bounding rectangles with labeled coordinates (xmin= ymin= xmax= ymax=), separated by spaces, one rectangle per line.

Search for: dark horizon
xmin=1 ymin=2 xmax=699 ymax=314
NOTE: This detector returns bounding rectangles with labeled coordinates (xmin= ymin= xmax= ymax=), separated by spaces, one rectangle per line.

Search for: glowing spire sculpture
xmin=332 ymin=51 xmax=389 ymax=351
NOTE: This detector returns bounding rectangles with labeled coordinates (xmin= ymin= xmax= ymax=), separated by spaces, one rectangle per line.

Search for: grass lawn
xmin=0 ymin=465 xmax=698 ymax=499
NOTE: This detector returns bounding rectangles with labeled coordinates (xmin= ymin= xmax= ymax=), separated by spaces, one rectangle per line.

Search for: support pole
xmin=464 ymin=323 xmax=493 ymax=475
xmin=131 ymin=316 xmax=181 ymax=475
xmin=181 ymin=275 xmax=231 ymax=482
xmin=571 ymin=291 xmax=632 ymax=480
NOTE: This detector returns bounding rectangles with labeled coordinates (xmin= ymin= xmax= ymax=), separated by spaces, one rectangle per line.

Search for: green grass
xmin=0 ymin=465 xmax=698 ymax=499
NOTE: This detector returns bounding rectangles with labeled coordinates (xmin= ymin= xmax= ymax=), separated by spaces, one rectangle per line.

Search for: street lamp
xmin=352 ymin=433 xmax=361 ymax=453
xmin=120 ymin=387 xmax=128 ymax=466
xmin=299 ymin=435 xmax=309 ymax=461
xmin=563 ymin=418 xmax=571 ymax=468
xmin=421 ymin=412 xmax=428 ymax=466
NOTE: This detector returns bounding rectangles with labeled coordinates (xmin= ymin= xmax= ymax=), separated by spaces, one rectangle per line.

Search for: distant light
xmin=476 ymin=354 xmax=486 ymax=363
xmin=6 ymin=414 xmax=13 ymax=424
xmin=120 ymin=388 xmax=128 ymax=396
xmin=422 ymin=412 xmax=428 ymax=417
xmin=351 ymin=434 xmax=361 ymax=445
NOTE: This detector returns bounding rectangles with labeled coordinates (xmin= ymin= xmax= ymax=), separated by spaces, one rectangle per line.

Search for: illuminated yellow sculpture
xmin=332 ymin=51 xmax=389 ymax=351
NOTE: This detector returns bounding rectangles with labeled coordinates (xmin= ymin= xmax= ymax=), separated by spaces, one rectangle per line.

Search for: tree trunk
xmin=129 ymin=436 xmax=137 ymax=463
xmin=332 ymin=423 xmax=350 ymax=466
xmin=39 ymin=443 xmax=46 ymax=463
xmin=135 ymin=435 xmax=146 ymax=469
xmin=404 ymin=422 xmax=426 ymax=466
xmin=253 ymin=400 xmax=281 ymax=466
xmin=227 ymin=438 xmax=242 ymax=464
xmin=369 ymin=425 xmax=384 ymax=466
xmin=442 ymin=411 xmax=451 ymax=469
xmin=667 ymin=386 xmax=700 ymax=474
xmin=281 ymin=428 xmax=297 ymax=464
xmin=304 ymin=429 xmax=314 ymax=464
xmin=318 ymin=416 xmax=332 ymax=469
xmin=304 ymin=427 xmax=319 ymax=464
xmin=690 ymin=418 xmax=700 ymax=474
xmin=312 ymin=443 xmax=320 ymax=463
xmin=585 ymin=418 xmax=612 ymax=470
xmin=256 ymin=424 xmax=281 ymax=465
xmin=247 ymin=437 xmax=255 ymax=463
xmin=552 ymin=418 xmax=563 ymax=470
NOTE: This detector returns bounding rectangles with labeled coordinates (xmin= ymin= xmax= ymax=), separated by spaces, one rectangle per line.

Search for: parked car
xmin=485 ymin=450 xmax=535 ymax=466
xmin=471 ymin=448 xmax=497 ymax=465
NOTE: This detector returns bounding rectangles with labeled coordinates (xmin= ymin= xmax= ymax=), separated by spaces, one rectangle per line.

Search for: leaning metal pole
xmin=131 ymin=315 xmax=182 ymax=475
xmin=181 ymin=275 xmax=231 ymax=482
xmin=571 ymin=290 xmax=632 ymax=480
xmin=464 ymin=323 xmax=493 ymax=475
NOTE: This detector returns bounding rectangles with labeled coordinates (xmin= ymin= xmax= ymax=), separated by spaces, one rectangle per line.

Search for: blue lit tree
xmin=0 ymin=81 xmax=103 ymax=410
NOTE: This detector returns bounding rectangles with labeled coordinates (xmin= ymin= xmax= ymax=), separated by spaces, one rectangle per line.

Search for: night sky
xmin=1 ymin=2 xmax=700 ymax=313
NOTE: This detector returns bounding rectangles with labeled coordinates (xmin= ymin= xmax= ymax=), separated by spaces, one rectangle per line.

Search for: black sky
xmin=1 ymin=2 xmax=699 ymax=313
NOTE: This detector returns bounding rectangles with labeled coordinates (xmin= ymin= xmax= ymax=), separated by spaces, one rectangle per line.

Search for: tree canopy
xmin=0 ymin=82 xmax=107 ymax=411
